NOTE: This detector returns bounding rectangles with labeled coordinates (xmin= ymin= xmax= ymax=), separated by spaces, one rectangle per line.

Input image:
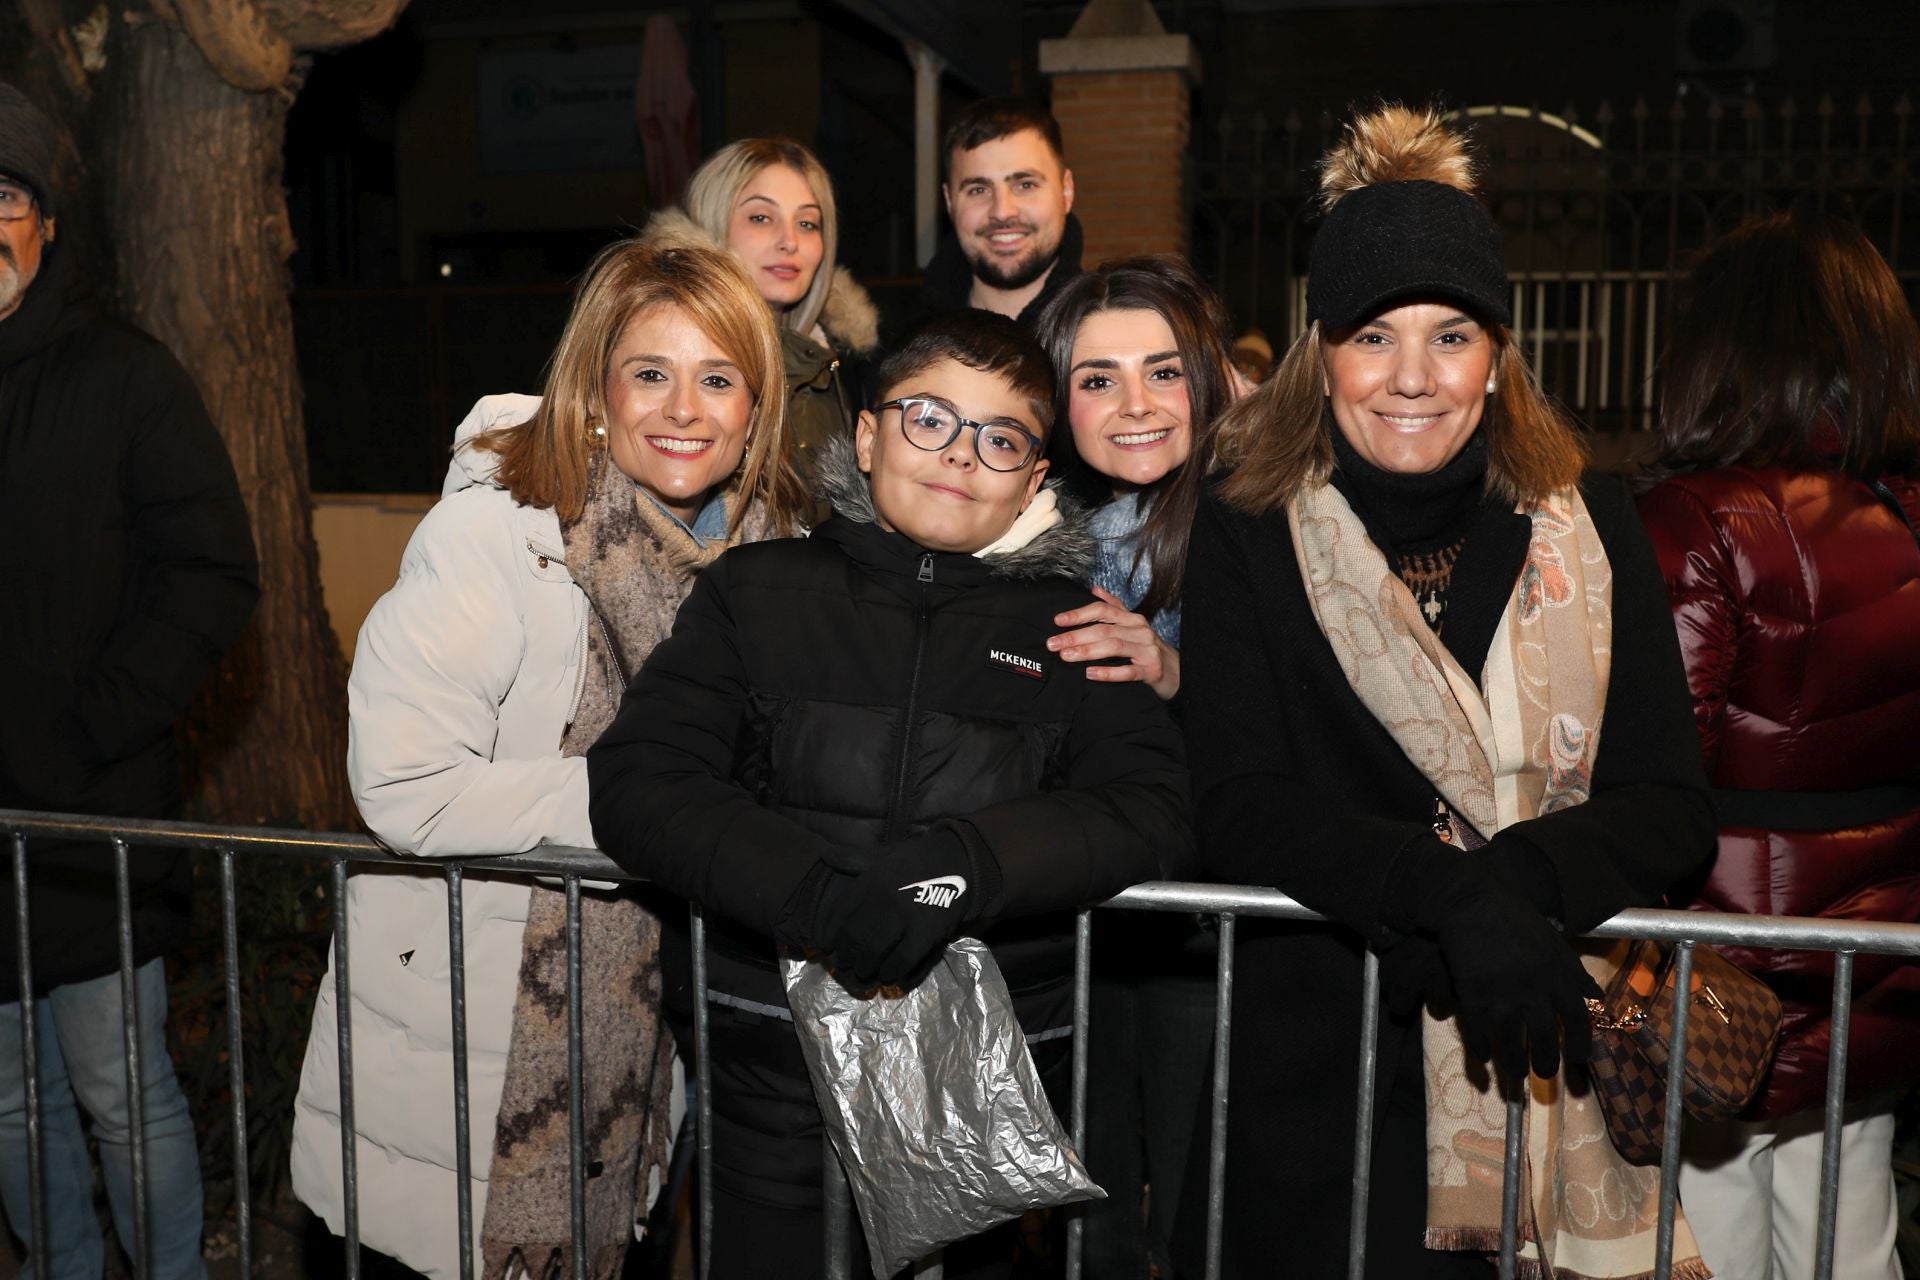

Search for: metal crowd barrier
xmin=6 ymin=809 xmax=1920 ymax=1280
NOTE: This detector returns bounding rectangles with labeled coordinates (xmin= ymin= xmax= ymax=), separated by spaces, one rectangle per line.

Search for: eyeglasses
xmin=0 ymin=182 xmax=35 ymax=223
xmin=875 ymin=397 xmax=1043 ymax=472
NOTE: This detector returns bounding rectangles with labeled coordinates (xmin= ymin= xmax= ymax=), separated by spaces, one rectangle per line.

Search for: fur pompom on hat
xmin=1305 ymin=104 xmax=1510 ymax=331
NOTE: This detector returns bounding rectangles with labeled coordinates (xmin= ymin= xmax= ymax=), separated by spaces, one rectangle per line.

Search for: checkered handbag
xmin=1584 ymin=938 xmax=1783 ymax=1165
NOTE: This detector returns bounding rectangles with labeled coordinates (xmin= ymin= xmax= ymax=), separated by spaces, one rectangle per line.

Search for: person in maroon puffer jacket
xmin=1639 ymin=208 xmax=1920 ymax=1280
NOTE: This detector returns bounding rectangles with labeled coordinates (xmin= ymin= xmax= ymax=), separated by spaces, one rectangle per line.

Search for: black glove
xmin=1480 ymin=831 xmax=1566 ymax=925
xmin=1384 ymin=838 xmax=1599 ymax=1082
xmin=811 ymin=826 xmax=999 ymax=990
xmin=1378 ymin=936 xmax=1454 ymax=1022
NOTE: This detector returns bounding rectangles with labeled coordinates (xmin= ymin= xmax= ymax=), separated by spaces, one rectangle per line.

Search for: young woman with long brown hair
xmin=1030 ymin=257 xmax=1237 ymax=1276
xmin=1175 ymin=105 xmax=1716 ymax=1277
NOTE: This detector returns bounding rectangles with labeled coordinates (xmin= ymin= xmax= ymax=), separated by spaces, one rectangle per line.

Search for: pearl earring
xmin=1484 ymin=375 xmax=1498 ymax=395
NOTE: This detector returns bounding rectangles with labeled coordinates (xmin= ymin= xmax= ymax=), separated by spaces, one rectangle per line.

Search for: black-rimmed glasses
xmin=874 ymin=397 xmax=1043 ymax=472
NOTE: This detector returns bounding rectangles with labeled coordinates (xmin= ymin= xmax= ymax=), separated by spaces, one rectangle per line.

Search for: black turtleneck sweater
xmin=1328 ymin=426 xmax=1533 ymax=682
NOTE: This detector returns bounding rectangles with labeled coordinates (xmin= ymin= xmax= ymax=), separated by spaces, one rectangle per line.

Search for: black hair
xmin=942 ymin=98 xmax=1065 ymax=180
xmin=872 ymin=310 xmax=1058 ymax=434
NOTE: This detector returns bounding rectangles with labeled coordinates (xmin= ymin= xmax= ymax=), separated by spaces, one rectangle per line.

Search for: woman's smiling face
xmin=603 ymin=302 xmax=754 ymax=523
xmin=1064 ymin=307 xmax=1193 ymax=489
xmin=1322 ymin=301 xmax=1495 ymax=475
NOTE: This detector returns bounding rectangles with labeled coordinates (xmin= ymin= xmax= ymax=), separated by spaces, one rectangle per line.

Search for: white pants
xmin=1679 ymin=1101 xmax=1905 ymax=1280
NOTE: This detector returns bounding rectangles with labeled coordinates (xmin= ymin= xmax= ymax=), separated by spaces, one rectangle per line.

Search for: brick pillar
xmin=1040 ymin=25 xmax=1199 ymax=266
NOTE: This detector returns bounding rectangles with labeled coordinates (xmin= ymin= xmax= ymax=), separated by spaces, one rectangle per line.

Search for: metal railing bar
xmin=1497 ymin=1089 xmax=1525 ymax=1280
xmin=691 ymin=907 xmax=714 ymax=1280
xmin=332 ymin=856 xmax=360 ymax=1280
xmin=1344 ymin=947 xmax=1381 ymax=1280
xmin=0 ymin=811 xmax=627 ymax=880
xmin=1202 ymin=912 xmax=1235 ymax=1280
xmin=823 ymin=1135 xmax=854 ymax=1280
xmin=1812 ymin=949 xmax=1856 ymax=1280
xmin=9 ymin=810 xmax=1920 ymax=1280
xmin=2 ymin=815 xmax=1909 ymax=961
xmin=565 ymin=876 xmax=586 ymax=1280
xmin=1653 ymin=942 xmax=1695 ymax=1280
xmin=12 ymin=832 xmax=48 ymax=1280
xmin=446 ymin=864 xmax=474 ymax=1280
xmin=218 ymin=847 xmax=252 ymax=1280
xmin=1066 ymin=909 xmax=1092 ymax=1280
xmin=114 ymin=837 xmax=151 ymax=1280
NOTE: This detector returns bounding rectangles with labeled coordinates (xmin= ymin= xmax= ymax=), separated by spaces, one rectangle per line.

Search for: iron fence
xmin=1192 ymin=91 xmax=1920 ymax=433
xmin=6 ymin=809 xmax=1920 ymax=1280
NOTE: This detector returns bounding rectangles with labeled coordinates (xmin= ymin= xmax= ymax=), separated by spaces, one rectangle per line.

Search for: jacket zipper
xmin=883 ymin=553 xmax=936 ymax=843
xmin=565 ymin=605 xmax=591 ymax=725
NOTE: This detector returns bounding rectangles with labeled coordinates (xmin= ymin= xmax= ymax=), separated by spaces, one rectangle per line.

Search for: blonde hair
xmin=474 ymin=235 xmax=806 ymax=532
xmin=1215 ymin=323 xmax=1587 ymax=513
xmin=684 ymin=138 xmax=838 ymax=337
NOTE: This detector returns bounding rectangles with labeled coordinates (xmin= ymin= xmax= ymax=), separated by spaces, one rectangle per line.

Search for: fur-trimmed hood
xmin=811 ymin=432 xmax=1094 ymax=583
xmin=642 ymin=208 xmax=879 ymax=355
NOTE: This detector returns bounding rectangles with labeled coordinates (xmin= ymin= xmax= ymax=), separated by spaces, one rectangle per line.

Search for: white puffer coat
xmin=290 ymin=393 xmax=589 ymax=1280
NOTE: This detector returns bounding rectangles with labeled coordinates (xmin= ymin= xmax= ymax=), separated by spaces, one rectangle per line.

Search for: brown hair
xmin=474 ymin=235 xmax=806 ymax=532
xmin=1032 ymin=255 xmax=1237 ymax=615
xmin=1216 ymin=322 xmax=1587 ymax=513
xmin=942 ymin=97 xmax=1065 ymax=179
xmin=1647 ymin=208 xmax=1920 ymax=483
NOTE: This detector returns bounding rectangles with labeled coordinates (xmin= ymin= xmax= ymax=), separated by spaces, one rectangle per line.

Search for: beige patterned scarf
xmin=1288 ymin=480 xmax=1708 ymax=1280
xmin=480 ymin=458 xmax=771 ymax=1280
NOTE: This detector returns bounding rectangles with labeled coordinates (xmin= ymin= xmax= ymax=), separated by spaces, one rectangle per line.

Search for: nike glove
xmin=814 ymin=825 xmax=998 ymax=990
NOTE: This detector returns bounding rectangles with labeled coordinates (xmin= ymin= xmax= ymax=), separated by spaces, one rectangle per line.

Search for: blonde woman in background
xmin=680 ymin=137 xmax=878 ymax=500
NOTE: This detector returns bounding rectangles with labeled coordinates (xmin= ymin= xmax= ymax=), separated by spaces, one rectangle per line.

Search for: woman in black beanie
xmin=1175 ymin=104 xmax=1716 ymax=1277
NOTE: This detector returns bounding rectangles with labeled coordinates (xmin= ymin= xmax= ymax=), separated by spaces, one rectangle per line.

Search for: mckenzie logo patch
xmin=900 ymin=875 xmax=968 ymax=908
xmin=988 ymin=647 xmax=1045 ymax=679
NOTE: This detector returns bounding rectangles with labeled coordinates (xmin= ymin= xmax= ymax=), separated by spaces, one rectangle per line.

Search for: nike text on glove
xmin=815 ymin=825 xmax=993 ymax=991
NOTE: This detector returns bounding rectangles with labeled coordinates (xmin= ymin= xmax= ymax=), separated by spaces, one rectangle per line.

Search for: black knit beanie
xmin=1306 ymin=179 xmax=1510 ymax=332
xmin=0 ymin=83 xmax=60 ymax=218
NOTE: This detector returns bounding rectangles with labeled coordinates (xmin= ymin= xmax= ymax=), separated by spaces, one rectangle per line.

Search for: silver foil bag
xmin=782 ymin=938 xmax=1105 ymax=1278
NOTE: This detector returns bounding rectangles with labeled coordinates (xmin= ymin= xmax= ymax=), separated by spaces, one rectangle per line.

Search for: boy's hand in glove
xmin=1384 ymin=838 xmax=1599 ymax=1081
xmin=812 ymin=826 xmax=1001 ymax=990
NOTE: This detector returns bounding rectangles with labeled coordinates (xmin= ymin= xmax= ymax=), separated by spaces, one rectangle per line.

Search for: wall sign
xmin=478 ymin=43 xmax=643 ymax=174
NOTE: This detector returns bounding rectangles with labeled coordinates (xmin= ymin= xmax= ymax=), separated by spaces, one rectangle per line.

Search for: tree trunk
xmin=102 ymin=22 xmax=351 ymax=829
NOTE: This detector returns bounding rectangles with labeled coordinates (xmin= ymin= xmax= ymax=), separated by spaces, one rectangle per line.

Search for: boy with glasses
xmin=588 ymin=310 xmax=1190 ymax=1276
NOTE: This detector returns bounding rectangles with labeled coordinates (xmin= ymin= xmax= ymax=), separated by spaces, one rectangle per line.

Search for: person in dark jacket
xmin=1029 ymin=257 xmax=1240 ymax=1278
xmin=1639 ymin=209 xmax=1920 ymax=1280
xmin=922 ymin=98 xmax=1085 ymax=328
xmin=0 ymin=83 xmax=258 ymax=1280
xmin=587 ymin=310 xmax=1190 ymax=1278
xmin=1173 ymin=105 xmax=1715 ymax=1278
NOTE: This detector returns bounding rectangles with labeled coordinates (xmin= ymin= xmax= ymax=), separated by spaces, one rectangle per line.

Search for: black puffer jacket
xmin=0 ymin=247 xmax=258 ymax=994
xmin=588 ymin=438 xmax=1192 ymax=1025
